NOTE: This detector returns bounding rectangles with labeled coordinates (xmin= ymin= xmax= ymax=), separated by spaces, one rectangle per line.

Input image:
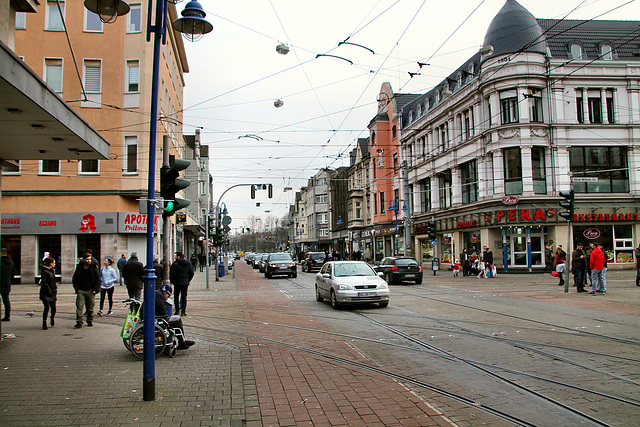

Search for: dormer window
xmin=600 ymin=44 xmax=613 ymax=60
xmin=570 ymin=43 xmax=583 ymax=60
xmin=408 ymin=112 xmax=413 ymax=123
xmin=417 ymin=104 xmax=422 ymax=116
xmin=424 ymin=100 xmax=429 ymax=111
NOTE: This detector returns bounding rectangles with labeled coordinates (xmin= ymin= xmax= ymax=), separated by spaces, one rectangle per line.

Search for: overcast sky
xmin=180 ymin=0 xmax=637 ymax=229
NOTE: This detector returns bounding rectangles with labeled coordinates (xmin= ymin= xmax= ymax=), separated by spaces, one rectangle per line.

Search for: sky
xmin=179 ymin=0 xmax=638 ymax=229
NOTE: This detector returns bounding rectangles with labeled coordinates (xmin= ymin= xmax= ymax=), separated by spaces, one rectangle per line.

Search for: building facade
xmin=2 ymin=2 xmax=189 ymax=283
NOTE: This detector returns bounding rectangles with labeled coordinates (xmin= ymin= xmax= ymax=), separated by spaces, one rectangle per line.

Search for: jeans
xmin=1 ymin=291 xmax=10 ymax=319
xmin=42 ymin=299 xmax=56 ymax=323
xmin=574 ymin=267 xmax=585 ymax=290
xmin=636 ymin=267 xmax=640 ymax=286
xmin=75 ymin=289 xmax=96 ymax=323
xmin=99 ymin=287 xmax=115 ymax=312
xmin=591 ymin=269 xmax=604 ymax=293
xmin=174 ymin=285 xmax=189 ymax=314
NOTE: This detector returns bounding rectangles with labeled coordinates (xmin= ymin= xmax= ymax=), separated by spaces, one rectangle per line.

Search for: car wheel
xmin=384 ymin=273 xmax=392 ymax=285
xmin=292 ymin=272 xmax=297 ymax=278
xmin=330 ymin=290 xmax=340 ymax=309
xmin=315 ymin=285 xmax=323 ymax=302
xmin=379 ymin=302 xmax=389 ymax=308
xmin=265 ymin=271 xmax=271 ymax=279
xmin=415 ymin=279 xmax=422 ymax=285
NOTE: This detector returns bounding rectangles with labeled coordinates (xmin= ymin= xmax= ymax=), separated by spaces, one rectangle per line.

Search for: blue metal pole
xmin=142 ymin=0 xmax=166 ymax=402
xmin=502 ymin=228 xmax=508 ymax=273
xmin=527 ymin=226 xmax=532 ymax=272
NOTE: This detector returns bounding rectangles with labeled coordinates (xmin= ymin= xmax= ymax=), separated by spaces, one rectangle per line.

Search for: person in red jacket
xmin=588 ymin=243 xmax=606 ymax=295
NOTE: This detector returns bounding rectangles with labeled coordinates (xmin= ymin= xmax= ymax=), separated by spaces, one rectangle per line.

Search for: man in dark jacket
xmin=170 ymin=252 xmax=194 ymax=316
xmin=151 ymin=255 xmax=164 ymax=290
xmin=572 ymin=243 xmax=587 ymax=293
xmin=72 ymin=252 xmax=101 ymax=328
xmin=1 ymin=248 xmax=16 ymax=321
xmin=117 ymin=253 xmax=127 ymax=286
xmin=122 ymin=252 xmax=144 ymax=300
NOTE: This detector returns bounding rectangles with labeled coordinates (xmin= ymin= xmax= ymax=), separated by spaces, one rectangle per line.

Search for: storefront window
xmin=574 ymin=224 xmax=634 ymax=263
xmin=38 ymin=235 xmax=61 ymax=276
xmin=375 ymin=238 xmax=384 ymax=262
xmin=1 ymin=236 xmax=21 ymax=279
xmin=508 ymin=227 xmax=544 ymax=267
xmin=77 ymin=234 xmax=101 ymax=264
xmin=440 ymin=234 xmax=453 ymax=264
xmin=421 ymin=240 xmax=434 ymax=263
xmin=462 ymin=231 xmax=482 ymax=259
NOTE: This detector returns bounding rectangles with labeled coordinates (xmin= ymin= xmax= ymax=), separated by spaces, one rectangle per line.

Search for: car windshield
xmin=310 ymin=253 xmax=326 ymax=260
xmin=396 ymin=259 xmax=418 ymax=266
xmin=334 ymin=263 xmax=375 ymax=277
xmin=270 ymin=254 xmax=292 ymax=261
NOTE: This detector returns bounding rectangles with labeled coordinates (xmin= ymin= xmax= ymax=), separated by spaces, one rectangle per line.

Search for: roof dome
xmin=483 ymin=0 xmax=547 ymax=58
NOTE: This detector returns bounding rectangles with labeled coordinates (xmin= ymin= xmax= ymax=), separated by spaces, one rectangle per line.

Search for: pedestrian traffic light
xmin=251 ymin=185 xmax=256 ymax=199
xmin=268 ymin=184 xmax=273 ymax=199
xmin=427 ymin=221 xmax=436 ymax=240
xmin=160 ymin=155 xmax=191 ymax=218
xmin=207 ymin=215 xmax=214 ymax=235
xmin=559 ymin=190 xmax=575 ymax=221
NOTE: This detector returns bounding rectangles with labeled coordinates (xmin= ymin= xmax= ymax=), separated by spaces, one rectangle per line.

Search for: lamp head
xmin=172 ymin=0 xmax=213 ymax=42
xmin=84 ymin=0 xmax=130 ymax=24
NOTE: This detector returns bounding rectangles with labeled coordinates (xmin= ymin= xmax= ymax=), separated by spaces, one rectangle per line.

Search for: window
xmin=355 ymin=201 xmax=362 ymax=220
xmin=84 ymin=8 xmax=103 ymax=32
xmin=392 ymin=125 xmax=397 ymax=139
xmin=82 ymin=60 xmax=102 ymax=108
xmin=461 ymin=161 xmax=478 ymax=204
xmin=44 ymin=58 xmax=63 ymax=94
xmin=318 ymin=213 xmax=328 ymax=224
xmin=80 ymin=159 xmax=99 ymax=174
xmin=40 ymin=160 xmax=60 ymax=174
xmin=316 ymin=194 xmax=328 ymax=204
xmin=374 ymin=193 xmax=377 ymax=215
xmin=532 ymin=147 xmax=546 ymax=194
xmin=2 ymin=161 xmax=20 ymax=175
xmin=127 ymin=4 xmax=142 ymax=33
xmin=371 ymin=132 xmax=376 ymax=146
xmin=439 ymin=171 xmax=452 ymax=209
xmin=600 ymin=44 xmax=613 ymax=60
xmin=124 ymin=136 xmax=138 ymax=174
xmin=500 ymin=90 xmax=519 ymax=124
xmin=319 ymin=228 xmax=329 ymax=237
xmin=380 ymin=192 xmax=385 ymax=214
xmin=419 ymin=178 xmax=430 ymax=213
xmin=15 ymin=12 xmax=26 ymax=29
xmin=588 ymin=94 xmax=602 ymax=123
xmin=393 ymin=153 xmax=398 ymax=175
xmin=463 ymin=111 xmax=471 ymax=140
xmin=528 ymin=90 xmax=543 ymax=122
xmin=570 ymin=43 xmax=583 ymax=60
xmin=126 ymin=60 xmax=139 ymax=92
xmin=316 ymin=177 xmax=327 ymax=186
xmin=606 ymin=93 xmax=615 ymax=123
xmin=46 ymin=1 xmax=65 ymax=31
xmin=504 ymin=147 xmax=522 ymax=195
xmin=570 ymin=147 xmax=629 ymax=193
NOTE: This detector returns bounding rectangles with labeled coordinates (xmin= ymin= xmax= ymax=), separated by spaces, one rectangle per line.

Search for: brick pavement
xmin=1 ymin=260 xmax=637 ymax=426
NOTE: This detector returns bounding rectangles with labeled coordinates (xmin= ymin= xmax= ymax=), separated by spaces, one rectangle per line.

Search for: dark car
xmin=373 ymin=256 xmax=423 ymax=285
xmin=253 ymin=253 xmax=266 ymax=269
xmin=301 ymin=252 xmax=327 ymax=272
xmin=265 ymin=253 xmax=297 ymax=279
xmin=258 ymin=253 xmax=270 ymax=273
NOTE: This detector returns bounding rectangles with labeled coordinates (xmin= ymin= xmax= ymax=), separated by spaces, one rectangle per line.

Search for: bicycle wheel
xmin=129 ymin=323 xmax=166 ymax=359
xmin=123 ymin=337 xmax=131 ymax=351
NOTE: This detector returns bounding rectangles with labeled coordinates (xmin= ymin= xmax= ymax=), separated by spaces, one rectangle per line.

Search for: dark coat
xmin=483 ymin=249 xmax=494 ymax=265
xmin=39 ymin=267 xmax=57 ymax=302
xmin=122 ymin=256 xmax=144 ymax=291
xmin=153 ymin=262 xmax=164 ymax=288
xmin=1 ymin=255 xmax=15 ymax=293
xmin=572 ymin=249 xmax=586 ymax=269
xmin=72 ymin=261 xmax=101 ymax=293
xmin=170 ymin=257 xmax=194 ymax=286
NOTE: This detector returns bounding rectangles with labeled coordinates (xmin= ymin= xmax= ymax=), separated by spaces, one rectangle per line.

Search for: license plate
xmin=405 ymin=274 xmax=415 ymax=278
xmin=358 ymin=292 xmax=375 ymax=297
xmin=278 ymin=266 xmax=287 ymax=269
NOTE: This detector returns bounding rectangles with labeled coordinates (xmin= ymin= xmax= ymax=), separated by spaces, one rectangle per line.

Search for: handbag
xmin=551 ymin=271 xmax=559 ymax=277
xmin=120 ymin=307 xmax=141 ymax=339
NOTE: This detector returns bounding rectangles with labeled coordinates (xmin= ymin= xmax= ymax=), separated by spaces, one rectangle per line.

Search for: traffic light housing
xmin=558 ymin=190 xmax=575 ymax=221
xmin=207 ymin=215 xmax=214 ymax=235
xmin=427 ymin=221 xmax=436 ymax=240
xmin=161 ymin=155 xmax=191 ymax=218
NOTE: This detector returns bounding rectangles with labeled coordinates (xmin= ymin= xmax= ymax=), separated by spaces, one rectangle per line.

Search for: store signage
xmin=502 ymin=196 xmax=519 ymax=205
xmin=456 ymin=220 xmax=477 ymax=229
xmin=495 ymin=208 xmax=555 ymax=222
xmin=119 ymin=213 xmax=160 ymax=233
xmin=1 ymin=213 xmax=116 ymax=235
xmin=573 ymin=213 xmax=639 ymax=222
xmin=583 ymin=228 xmax=601 ymax=240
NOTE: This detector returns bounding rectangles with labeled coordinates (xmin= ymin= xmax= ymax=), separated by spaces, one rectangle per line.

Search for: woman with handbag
xmin=555 ymin=245 xmax=566 ymax=286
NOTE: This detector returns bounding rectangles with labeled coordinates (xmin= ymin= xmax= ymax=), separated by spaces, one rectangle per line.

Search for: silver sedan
xmin=315 ymin=261 xmax=389 ymax=309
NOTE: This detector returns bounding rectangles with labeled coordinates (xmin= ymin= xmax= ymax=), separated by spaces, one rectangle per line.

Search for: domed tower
xmin=482 ymin=0 xmax=548 ymax=60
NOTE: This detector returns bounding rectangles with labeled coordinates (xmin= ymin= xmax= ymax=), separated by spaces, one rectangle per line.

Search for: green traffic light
xmin=166 ymin=201 xmax=174 ymax=211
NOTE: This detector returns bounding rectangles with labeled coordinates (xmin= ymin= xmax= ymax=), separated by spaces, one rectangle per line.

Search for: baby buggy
xmin=121 ymin=298 xmax=184 ymax=359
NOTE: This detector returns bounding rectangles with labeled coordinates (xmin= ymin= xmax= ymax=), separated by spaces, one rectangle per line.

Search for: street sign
xmin=223 ymin=224 xmax=231 ymax=233
xmin=430 ymin=239 xmax=437 ymax=246
xmin=572 ymin=177 xmax=598 ymax=182
xmin=222 ymin=215 xmax=232 ymax=225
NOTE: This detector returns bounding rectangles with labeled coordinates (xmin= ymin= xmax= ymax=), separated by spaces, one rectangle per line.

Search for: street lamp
xmin=336 ymin=215 xmax=343 ymax=260
xmin=90 ymin=0 xmax=212 ymax=402
xmin=388 ymin=199 xmax=406 ymax=256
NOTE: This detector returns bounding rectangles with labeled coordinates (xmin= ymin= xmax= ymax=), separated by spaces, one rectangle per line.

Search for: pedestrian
xmin=198 ymin=253 xmax=206 ymax=272
xmin=117 ymin=253 xmax=127 ymax=286
xmin=98 ymin=258 xmax=117 ymax=316
xmin=144 ymin=284 xmax=195 ymax=350
xmin=122 ymin=251 xmax=144 ymax=301
xmin=151 ymin=255 xmax=164 ymax=290
xmin=1 ymin=248 xmax=15 ymax=322
xmin=453 ymin=259 xmax=460 ymax=277
xmin=545 ymin=244 xmax=553 ymax=273
xmin=170 ymin=252 xmax=194 ymax=316
xmin=588 ymin=243 xmax=605 ymax=295
xmin=72 ymin=252 xmax=101 ymax=328
xmin=600 ymin=243 xmax=608 ymax=294
xmin=635 ymin=243 xmax=640 ymax=287
xmin=555 ymin=245 xmax=566 ymax=287
xmin=39 ymin=257 xmax=58 ymax=330
xmin=483 ymin=247 xmax=494 ymax=277
xmin=477 ymin=257 xmax=486 ymax=278
xmin=585 ymin=243 xmax=593 ymax=286
xmin=572 ymin=243 xmax=587 ymax=293
xmin=190 ymin=253 xmax=198 ymax=271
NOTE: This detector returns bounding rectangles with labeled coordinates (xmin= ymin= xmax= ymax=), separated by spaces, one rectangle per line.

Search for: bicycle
xmin=121 ymin=298 xmax=183 ymax=359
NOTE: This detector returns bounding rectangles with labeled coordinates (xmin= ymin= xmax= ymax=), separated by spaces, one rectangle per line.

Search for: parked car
xmin=245 ymin=253 xmax=255 ymax=265
xmin=265 ymin=253 xmax=297 ymax=279
xmin=373 ymin=256 xmax=423 ymax=285
xmin=315 ymin=261 xmax=389 ymax=309
xmin=301 ymin=252 xmax=327 ymax=272
xmin=253 ymin=253 xmax=265 ymax=269
xmin=258 ymin=253 xmax=270 ymax=273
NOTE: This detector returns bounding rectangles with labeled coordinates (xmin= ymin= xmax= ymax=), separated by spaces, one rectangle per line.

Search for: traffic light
xmin=160 ymin=155 xmax=191 ymax=218
xmin=207 ymin=215 xmax=214 ymax=235
xmin=268 ymin=184 xmax=273 ymax=199
xmin=558 ymin=190 xmax=575 ymax=221
xmin=251 ymin=185 xmax=256 ymax=199
xmin=427 ymin=221 xmax=436 ymax=240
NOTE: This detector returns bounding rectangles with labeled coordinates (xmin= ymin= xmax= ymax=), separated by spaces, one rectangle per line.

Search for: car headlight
xmin=336 ymin=284 xmax=354 ymax=290
xmin=377 ymin=282 xmax=388 ymax=289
